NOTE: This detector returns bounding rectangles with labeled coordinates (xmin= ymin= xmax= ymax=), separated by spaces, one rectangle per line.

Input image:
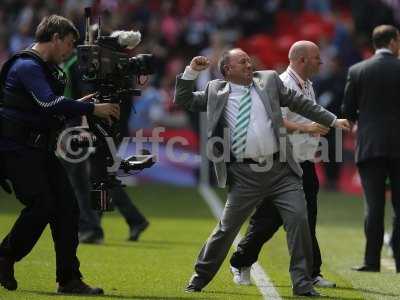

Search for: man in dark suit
xmin=343 ymin=24 xmax=400 ymax=272
xmin=175 ymin=48 xmax=350 ymax=296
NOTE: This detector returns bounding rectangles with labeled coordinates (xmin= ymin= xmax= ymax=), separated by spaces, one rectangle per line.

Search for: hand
xmin=190 ymin=56 xmax=210 ymax=71
xmin=351 ymin=122 xmax=358 ymax=134
xmin=334 ymin=119 xmax=351 ymax=131
xmin=77 ymin=93 xmax=96 ymax=102
xmin=303 ymin=122 xmax=330 ymax=136
xmin=93 ymin=103 xmax=120 ymax=120
xmin=78 ymin=129 xmax=93 ymax=140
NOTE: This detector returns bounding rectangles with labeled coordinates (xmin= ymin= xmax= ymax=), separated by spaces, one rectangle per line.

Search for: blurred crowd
xmin=0 ymin=0 xmax=399 ymax=188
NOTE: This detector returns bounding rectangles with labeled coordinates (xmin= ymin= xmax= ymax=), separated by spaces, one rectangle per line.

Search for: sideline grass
xmin=220 ymin=190 xmax=400 ymax=300
xmin=0 ymin=185 xmax=261 ymax=300
xmin=1 ymin=185 xmax=399 ymax=299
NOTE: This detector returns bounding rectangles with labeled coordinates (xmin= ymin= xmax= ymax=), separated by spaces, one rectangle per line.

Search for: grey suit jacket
xmin=174 ymin=70 xmax=336 ymax=187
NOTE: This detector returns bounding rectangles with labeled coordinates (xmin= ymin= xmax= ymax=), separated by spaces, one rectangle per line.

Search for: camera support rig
xmin=76 ymin=7 xmax=156 ymax=211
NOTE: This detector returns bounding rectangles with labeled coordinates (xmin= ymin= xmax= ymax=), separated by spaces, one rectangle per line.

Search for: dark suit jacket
xmin=175 ymin=70 xmax=336 ymax=187
xmin=342 ymin=52 xmax=400 ymax=164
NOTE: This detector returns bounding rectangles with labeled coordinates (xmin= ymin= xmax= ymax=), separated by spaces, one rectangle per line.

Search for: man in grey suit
xmin=229 ymin=41 xmax=336 ymax=289
xmin=175 ymin=48 xmax=350 ymax=297
xmin=343 ymin=24 xmax=400 ymax=273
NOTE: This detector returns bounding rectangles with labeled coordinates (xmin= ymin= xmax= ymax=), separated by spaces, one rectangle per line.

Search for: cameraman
xmin=0 ymin=15 xmax=119 ymax=294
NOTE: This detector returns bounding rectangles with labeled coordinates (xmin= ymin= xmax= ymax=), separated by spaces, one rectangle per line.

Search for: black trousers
xmin=230 ymin=160 xmax=322 ymax=278
xmin=111 ymin=186 xmax=147 ymax=228
xmin=358 ymin=157 xmax=400 ymax=271
xmin=0 ymin=149 xmax=82 ymax=284
xmin=62 ymin=159 xmax=103 ymax=235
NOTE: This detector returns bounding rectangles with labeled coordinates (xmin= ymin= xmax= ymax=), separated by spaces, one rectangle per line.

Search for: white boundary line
xmin=198 ymin=184 xmax=282 ymax=300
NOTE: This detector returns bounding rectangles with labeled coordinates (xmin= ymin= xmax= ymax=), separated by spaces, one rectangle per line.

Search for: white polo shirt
xmin=280 ymin=67 xmax=320 ymax=162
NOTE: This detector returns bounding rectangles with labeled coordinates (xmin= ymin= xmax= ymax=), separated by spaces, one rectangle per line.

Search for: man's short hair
xmin=372 ymin=25 xmax=399 ymax=49
xmin=218 ymin=50 xmax=231 ymax=77
xmin=35 ymin=15 xmax=79 ymax=43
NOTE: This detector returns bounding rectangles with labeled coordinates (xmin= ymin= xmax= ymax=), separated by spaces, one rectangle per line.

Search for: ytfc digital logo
xmin=56 ymin=126 xmax=345 ymax=173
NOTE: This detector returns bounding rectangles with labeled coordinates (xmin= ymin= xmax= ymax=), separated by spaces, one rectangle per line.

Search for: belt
xmin=230 ymin=152 xmax=279 ymax=164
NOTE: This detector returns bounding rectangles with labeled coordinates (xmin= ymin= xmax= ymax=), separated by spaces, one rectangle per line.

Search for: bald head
xmin=288 ymin=40 xmax=319 ymax=62
xmin=288 ymin=40 xmax=321 ymax=79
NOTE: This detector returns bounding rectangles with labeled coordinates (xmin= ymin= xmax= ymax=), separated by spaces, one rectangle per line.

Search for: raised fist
xmin=190 ymin=56 xmax=210 ymax=71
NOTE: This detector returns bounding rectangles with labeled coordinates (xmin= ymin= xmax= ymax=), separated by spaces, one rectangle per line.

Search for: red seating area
xmin=238 ymin=11 xmax=336 ymax=69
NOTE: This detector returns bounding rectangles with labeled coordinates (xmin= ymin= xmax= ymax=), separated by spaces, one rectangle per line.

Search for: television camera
xmin=74 ymin=7 xmax=156 ymax=211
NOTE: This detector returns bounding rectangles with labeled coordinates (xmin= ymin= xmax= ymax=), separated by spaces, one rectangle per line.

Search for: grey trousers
xmin=190 ymin=161 xmax=314 ymax=294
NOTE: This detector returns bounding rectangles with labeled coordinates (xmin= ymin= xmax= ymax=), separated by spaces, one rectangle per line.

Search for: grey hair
xmin=218 ymin=49 xmax=232 ymax=77
xmin=218 ymin=48 xmax=245 ymax=77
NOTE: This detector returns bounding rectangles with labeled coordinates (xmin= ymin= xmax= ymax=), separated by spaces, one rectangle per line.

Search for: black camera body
xmin=78 ymin=41 xmax=154 ymax=80
xmin=78 ymin=39 xmax=154 ymax=102
xmin=76 ymin=7 xmax=156 ymax=211
xmin=78 ymin=43 xmax=154 ymax=100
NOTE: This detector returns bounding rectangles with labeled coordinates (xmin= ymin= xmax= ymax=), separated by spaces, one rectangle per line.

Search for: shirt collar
xmin=287 ymin=66 xmax=312 ymax=89
xmin=229 ymin=81 xmax=253 ymax=93
xmin=375 ymin=48 xmax=394 ymax=55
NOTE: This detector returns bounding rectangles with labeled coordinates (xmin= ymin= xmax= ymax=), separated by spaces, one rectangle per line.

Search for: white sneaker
xmin=230 ymin=266 xmax=251 ymax=285
xmin=313 ymin=276 xmax=336 ymax=288
xmin=384 ymin=232 xmax=394 ymax=257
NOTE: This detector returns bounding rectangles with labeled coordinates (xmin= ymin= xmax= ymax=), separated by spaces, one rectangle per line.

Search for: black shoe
xmin=185 ymin=274 xmax=205 ymax=293
xmin=185 ymin=283 xmax=202 ymax=293
xmin=351 ymin=265 xmax=380 ymax=272
xmin=57 ymin=279 xmax=104 ymax=295
xmin=0 ymin=257 xmax=17 ymax=291
xmin=128 ymin=221 xmax=149 ymax=241
xmin=78 ymin=231 xmax=104 ymax=244
xmin=294 ymin=289 xmax=321 ymax=297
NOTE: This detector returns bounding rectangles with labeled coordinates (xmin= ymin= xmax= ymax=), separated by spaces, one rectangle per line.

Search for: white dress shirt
xmin=226 ymin=82 xmax=278 ymax=159
xmin=182 ymin=66 xmax=278 ymax=160
xmin=280 ymin=67 xmax=320 ymax=161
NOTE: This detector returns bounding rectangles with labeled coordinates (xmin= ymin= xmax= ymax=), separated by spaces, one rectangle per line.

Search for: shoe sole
xmin=58 ymin=291 xmax=104 ymax=295
xmin=58 ymin=288 xmax=104 ymax=295
xmin=79 ymin=238 xmax=104 ymax=244
xmin=314 ymin=283 xmax=336 ymax=288
xmin=184 ymin=289 xmax=201 ymax=293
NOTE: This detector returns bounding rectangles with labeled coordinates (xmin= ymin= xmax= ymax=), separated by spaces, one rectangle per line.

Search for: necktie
xmin=304 ymin=83 xmax=313 ymax=99
xmin=232 ymin=87 xmax=252 ymax=157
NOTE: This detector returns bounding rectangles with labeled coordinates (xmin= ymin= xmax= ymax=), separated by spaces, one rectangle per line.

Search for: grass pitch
xmin=0 ymin=185 xmax=399 ymax=299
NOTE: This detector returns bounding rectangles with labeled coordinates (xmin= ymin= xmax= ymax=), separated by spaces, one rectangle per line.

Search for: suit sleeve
xmin=173 ymin=74 xmax=208 ymax=112
xmin=342 ymin=68 xmax=358 ymax=122
xmin=273 ymin=71 xmax=336 ymax=127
